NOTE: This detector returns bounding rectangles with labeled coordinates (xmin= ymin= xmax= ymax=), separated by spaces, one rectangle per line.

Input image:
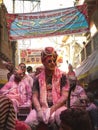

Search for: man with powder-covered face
xmin=25 ymin=47 xmax=69 ymax=129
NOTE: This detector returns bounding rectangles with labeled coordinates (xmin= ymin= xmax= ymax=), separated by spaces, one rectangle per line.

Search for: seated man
xmin=9 ymin=63 xmax=33 ymax=90
xmin=0 ymin=68 xmax=32 ymax=115
xmin=25 ymin=47 xmax=69 ymax=129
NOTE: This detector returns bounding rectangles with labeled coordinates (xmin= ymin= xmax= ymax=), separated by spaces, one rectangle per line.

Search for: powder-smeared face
xmin=14 ymin=68 xmax=23 ymax=82
xmin=18 ymin=63 xmax=26 ymax=73
xmin=44 ymin=55 xmax=57 ymax=70
xmin=41 ymin=47 xmax=58 ymax=70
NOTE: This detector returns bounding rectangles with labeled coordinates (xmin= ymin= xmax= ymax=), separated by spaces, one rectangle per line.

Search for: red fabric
xmin=15 ymin=120 xmax=31 ymax=130
xmin=41 ymin=47 xmax=58 ymax=63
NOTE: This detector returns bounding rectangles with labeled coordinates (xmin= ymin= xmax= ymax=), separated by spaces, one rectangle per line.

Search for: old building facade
xmin=0 ymin=3 xmax=16 ymax=85
xmin=75 ymin=0 xmax=98 ymax=92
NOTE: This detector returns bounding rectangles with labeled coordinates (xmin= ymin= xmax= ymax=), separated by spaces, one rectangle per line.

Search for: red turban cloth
xmin=41 ymin=47 xmax=58 ymax=64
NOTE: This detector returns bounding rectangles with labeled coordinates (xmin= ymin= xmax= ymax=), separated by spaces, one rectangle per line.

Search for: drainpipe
xmin=13 ymin=0 xmax=15 ymax=13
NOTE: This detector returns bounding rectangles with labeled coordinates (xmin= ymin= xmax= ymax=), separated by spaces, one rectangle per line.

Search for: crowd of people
xmin=0 ymin=47 xmax=98 ymax=130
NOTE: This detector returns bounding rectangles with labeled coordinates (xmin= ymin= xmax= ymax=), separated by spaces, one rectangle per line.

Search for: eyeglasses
xmin=20 ymin=66 xmax=26 ymax=69
xmin=47 ymin=59 xmax=56 ymax=63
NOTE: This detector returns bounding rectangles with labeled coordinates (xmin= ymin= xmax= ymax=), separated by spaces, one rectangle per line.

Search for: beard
xmin=14 ymin=75 xmax=22 ymax=83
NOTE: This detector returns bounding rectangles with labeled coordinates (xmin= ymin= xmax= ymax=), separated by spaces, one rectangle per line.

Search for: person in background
xmin=0 ymin=68 xmax=32 ymax=115
xmin=86 ymin=92 xmax=98 ymax=130
xmin=35 ymin=66 xmax=44 ymax=76
xmin=27 ymin=66 xmax=33 ymax=74
xmin=67 ymin=64 xmax=76 ymax=81
xmin=2 ymin=61 xmax=15 ymax=81
xmin=18 ymin=63 xmax=33 ymax=88
xmin=68 ymin=77 xmax=87 ymax=109
xmin=25 ymin=47 xmax=69 ymax=129
xmin=27 ymin=66 xmax=35 ymax=79
xmin=10 ymin=63 xmax=33 ymax=89
xmin=60 ymin=108 xmax=92 ymax=130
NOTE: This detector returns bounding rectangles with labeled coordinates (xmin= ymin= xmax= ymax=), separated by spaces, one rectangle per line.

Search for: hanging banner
xmin=6 ymin=4 xmax=89 ymax=40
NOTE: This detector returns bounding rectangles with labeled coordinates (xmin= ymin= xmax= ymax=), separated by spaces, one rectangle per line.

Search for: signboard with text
xmin=20 ymin=49 xmax=42 ymax=64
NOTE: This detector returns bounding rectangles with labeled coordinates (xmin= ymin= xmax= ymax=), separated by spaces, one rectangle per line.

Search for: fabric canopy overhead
xmin=75 ymin=49 xmax=98 ymax=82
xmin=6 ymin=4 xmax=89 ymax=41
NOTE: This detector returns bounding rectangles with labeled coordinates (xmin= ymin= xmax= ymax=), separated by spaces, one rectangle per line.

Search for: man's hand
xmin=37 ymin=110 xmax=44 ymax=122
xmin=43 ymin=108 xmax=50 ymax=124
